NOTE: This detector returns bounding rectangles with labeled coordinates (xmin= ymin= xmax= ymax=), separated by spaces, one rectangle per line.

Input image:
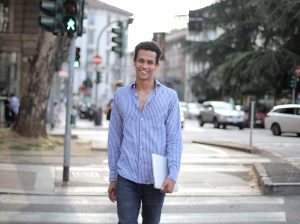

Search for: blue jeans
xmin=116 ymin=175 xmax=165 ymax=224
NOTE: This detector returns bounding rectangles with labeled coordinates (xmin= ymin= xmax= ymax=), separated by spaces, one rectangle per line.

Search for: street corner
xmin=0 ymin=164 xmax=55 ymax=194
xmin=252 ymin=162 xmax=300 ymax=195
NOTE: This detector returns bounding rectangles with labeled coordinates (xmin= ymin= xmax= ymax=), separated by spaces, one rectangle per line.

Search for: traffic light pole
xmin=94 ymin=18 xmax=133 ymax=109
xmin=63 ymin=35 xmax=76 ymax=182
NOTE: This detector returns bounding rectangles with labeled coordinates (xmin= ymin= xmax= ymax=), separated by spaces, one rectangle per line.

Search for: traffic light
xmin=96 ymin=71 xmax=102 ymax=84
xmin=290 ymin=75 xmax=297 ymax=89
xmin=188 ymin=10 xmax=203 ymax=32
xmin=74 ymin=47 xmax=80 ymax=67
xmin=39 ymin=0 xmax=63 ymax=34
xmin=111 ymin=21 xmax=125 ymax=57
xmin=63 ymin=0 xmax=85 ymax=36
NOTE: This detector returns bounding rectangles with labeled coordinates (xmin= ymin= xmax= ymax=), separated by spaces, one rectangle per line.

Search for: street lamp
xmin=93 ymin=18 xmax=133 ymax=125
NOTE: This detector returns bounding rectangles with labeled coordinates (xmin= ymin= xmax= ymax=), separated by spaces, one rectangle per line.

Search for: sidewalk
xmin=192 ymin=140 xmax=300 ymax=195
xmin=0 ymin=117 xmax=300 ymax=195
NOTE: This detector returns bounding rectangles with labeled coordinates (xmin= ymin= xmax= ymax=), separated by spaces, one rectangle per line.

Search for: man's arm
xmin=165 ymin=92 xmax=183 ymax=187
xmin=107 ymin=94 xmax=123 ymax=182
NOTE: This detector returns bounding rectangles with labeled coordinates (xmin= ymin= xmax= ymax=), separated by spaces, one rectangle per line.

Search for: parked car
xmin=264 ymin=104 xmax=300 ymax=136
xmin=187 ymin=102 xmax=204 ymax=119
xmin=198 ymin=101 xmax=245 ymax=129
xmin=243 ymin=103 xmax=271 ymax=128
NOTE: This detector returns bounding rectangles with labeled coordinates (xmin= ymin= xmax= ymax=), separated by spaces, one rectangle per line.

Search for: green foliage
xmin=187 ymin=0 xmax=300 ymax=102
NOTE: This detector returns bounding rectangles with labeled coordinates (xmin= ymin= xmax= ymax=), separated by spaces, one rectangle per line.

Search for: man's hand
xmin=108 ymin=182 xmax=117 ymax=203
xmin=160 ymin=179 xmax=175 ymax=193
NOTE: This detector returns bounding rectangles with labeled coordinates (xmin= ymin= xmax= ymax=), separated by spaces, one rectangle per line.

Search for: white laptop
xmin=151 ymin=154 xmax=178 ymax=191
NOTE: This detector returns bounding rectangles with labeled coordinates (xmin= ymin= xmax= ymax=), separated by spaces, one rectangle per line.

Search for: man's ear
xmin=156 ymin=61 xmax=160 ymax=68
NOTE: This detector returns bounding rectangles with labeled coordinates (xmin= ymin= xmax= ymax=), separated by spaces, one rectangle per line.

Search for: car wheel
xmin=239 ymin=124 xmax=244 ymax=130
xmin=213 ymin=118 xmax=220 ymax=128
xmin=297 ymin=133 xmax=300 ymax=137
xmin=271 ymin=123 xmax=282 ymax=136
xmin=199 ymin=117 xmax=204 ymax=127
xmin=223 ymin=125 xmax=227 ymax=129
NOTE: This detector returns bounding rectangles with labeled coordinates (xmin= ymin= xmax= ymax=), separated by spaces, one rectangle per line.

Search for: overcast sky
xmin=101 ymin=0 xmax=216 ymax=51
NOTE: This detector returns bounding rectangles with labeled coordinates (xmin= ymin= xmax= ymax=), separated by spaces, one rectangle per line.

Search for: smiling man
xmin=107 ymin=41 xmax=182 ymax=224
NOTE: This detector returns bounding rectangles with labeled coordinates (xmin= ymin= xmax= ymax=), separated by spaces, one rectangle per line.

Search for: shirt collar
xmin=130 ymin=79 xmax=161 ymax=92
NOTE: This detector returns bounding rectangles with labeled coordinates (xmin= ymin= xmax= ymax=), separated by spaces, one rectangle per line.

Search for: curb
xmin=192 ymin=140 xmax=258 ymax=153
xmin=252 ymin=162 xmax=300 ymax=195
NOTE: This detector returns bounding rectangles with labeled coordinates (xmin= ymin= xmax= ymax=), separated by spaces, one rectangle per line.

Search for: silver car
xmin=264 ymin=104 xmax=300 ymax=136
xmin=198 ymin=101 xmax=245 ymax=129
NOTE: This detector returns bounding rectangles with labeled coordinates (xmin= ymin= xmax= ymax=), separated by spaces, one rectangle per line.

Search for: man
xmin=8 ymin=93 xmax=20 ymax=124
xmin=107 ymin=41 xmax=182 ymax=224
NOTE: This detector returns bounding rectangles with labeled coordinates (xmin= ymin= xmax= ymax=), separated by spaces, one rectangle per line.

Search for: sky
xmin=101 ymin=0 xmax=216 ymax=51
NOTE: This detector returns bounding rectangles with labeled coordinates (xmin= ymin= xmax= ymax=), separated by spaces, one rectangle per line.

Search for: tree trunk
xmin=13 ymin=31 xmax=68 ymax=138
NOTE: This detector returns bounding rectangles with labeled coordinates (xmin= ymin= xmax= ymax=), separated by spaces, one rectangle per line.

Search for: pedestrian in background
xmin=8 ymin=93 xmax=20 ymax=124
xmin=104 ymin=80 xmax=124 ymax=121
xmin=107 ymin=41 xmax=182 ymax=224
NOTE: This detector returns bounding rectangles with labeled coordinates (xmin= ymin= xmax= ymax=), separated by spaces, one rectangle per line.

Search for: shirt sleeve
xmin=107 ymin=93 xmax=123 ymax=182
xmin=165 ymin=92 xmax=183 ymax=182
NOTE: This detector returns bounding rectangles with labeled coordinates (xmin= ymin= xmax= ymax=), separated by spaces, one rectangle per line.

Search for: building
xmin=0 ymin=0 xmax=40 ymax=97
xmin=74 ymin=0 xmax=133 ymax=108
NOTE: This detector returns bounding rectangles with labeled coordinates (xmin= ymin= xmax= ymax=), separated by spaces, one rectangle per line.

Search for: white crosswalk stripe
xmin=0 ymin=195 xmax=286 ymax=223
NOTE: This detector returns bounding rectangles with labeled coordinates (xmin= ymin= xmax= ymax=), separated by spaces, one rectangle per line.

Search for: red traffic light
xmin=64 ymin=0 xmax=77 ymax=15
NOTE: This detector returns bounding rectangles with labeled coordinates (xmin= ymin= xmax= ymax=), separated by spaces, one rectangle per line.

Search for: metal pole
xmin=292 ymin=88 xmax=295 ymax=104
xmin=94 ymin=18 xmax=132 ymax=109
xmin=63 ymin=35 xmax=76 ymax=182
xmin=249 ymin=101 xmax=255 ymax=147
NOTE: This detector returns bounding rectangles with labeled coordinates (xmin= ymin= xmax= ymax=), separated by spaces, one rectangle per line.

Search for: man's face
xmin=134 ymin=49 xmax=159 ymax=81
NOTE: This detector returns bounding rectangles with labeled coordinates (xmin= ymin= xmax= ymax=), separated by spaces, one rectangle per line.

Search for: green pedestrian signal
xmin=63 ymin=0 xmax=85 ymax=36
xmin=74 ymin=47 xmax=80 ymax=68
xmin=66 ymin=17 xmax=76 ymax=31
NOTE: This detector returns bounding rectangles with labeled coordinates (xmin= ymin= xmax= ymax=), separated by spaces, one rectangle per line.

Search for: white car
xmin=198 ymin=101 xmax=245 ymax=129
xmin=264 ymin=104 xmax=300 ymax=136
xmin=187 ymin=102 xmax=203 ymax=119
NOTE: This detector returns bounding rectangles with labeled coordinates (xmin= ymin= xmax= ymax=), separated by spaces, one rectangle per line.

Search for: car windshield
xmin=212 ymin=102 xmax=234 ymax=110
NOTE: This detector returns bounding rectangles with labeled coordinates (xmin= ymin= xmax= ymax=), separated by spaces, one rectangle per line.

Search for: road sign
xmin=93 ymin=54 xmax=102 ymax=65
xmin=296 ymin=66 xmax=300 ymax=77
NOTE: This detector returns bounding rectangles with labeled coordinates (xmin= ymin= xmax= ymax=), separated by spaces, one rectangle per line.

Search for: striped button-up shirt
xmin=108 ymin=80 xmax=182 ymax=184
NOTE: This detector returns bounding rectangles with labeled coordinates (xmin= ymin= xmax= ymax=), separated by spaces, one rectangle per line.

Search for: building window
xmin=0 ymin=0 xmax=9 ymax=32
xmin=0 ymin=52 xmax=17 ymax=94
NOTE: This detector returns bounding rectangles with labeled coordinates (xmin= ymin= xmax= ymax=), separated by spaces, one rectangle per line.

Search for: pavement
xmin=0 ymin=116 xmax=300 ymax=196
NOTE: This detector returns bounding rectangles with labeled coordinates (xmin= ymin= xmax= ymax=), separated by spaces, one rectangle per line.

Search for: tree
xmin=13 ymin=31 xmax=69 ymax=138
xmin=186 ymin=0 xmax=300 ymax=103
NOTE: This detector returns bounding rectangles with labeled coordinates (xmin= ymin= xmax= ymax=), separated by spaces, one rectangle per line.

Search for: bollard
xmin=94 ymin=107 xmax=102 ymax=126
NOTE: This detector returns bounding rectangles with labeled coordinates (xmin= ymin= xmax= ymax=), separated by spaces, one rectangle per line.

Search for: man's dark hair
xmin=133 ymin=41 xmax=161 ymax=64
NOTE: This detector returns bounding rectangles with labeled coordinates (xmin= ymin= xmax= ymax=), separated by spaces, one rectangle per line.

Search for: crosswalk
xmin=0 ymin=143 xmax=288 ymax=223
xmin=0 ymin=195 xmax=286 ymax=223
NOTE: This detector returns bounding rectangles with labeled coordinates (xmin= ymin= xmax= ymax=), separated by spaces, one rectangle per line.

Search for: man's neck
xmin=136 ymin=79 xmax=155 ymax=93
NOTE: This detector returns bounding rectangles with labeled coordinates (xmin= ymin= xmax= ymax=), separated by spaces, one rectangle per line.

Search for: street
xmin=0 ymin=118 xmax=300 ymax=223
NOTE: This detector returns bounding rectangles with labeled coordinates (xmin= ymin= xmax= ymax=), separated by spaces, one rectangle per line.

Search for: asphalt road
xmin=182 ymin=119 xmax=300 ymax=159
